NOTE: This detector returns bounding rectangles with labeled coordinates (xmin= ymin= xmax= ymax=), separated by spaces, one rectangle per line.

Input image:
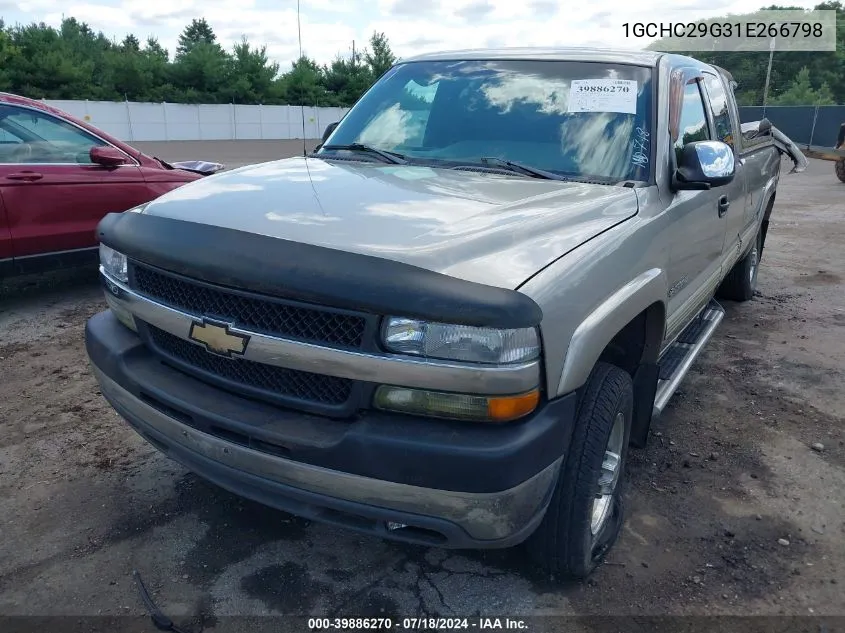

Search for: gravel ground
xmin=0 ymin=145 xmax=843 ymax=631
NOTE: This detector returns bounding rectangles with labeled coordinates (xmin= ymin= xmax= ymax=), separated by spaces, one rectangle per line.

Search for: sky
xmin=0 ymin=0 xmax=826 ymax=70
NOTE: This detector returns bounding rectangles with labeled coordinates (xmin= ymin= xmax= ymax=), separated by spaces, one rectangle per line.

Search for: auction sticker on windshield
xmin=568 ymin=79 xmax=638 ymax=115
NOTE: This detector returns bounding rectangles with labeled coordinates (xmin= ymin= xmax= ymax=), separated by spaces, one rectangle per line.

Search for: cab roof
xmin=402 ymin=47 xmax=666 ymax=67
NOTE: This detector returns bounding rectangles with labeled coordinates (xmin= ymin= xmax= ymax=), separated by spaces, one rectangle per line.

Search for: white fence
xmin=42 ymin=100 xmax=350 ymax=142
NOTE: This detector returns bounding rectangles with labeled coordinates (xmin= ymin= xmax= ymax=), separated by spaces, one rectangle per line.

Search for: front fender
xmin=760 ymin=176 xmax=778 ymax=221
xmin=555 ymin=268 xmax=667 ymax=396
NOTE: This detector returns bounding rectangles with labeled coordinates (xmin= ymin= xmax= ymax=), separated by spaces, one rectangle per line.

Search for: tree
xmin=122 ymin=34 xmax=140 ymax=52
xmin=770 ymin=67 xmax=836 ymax=105
xmin=171 ymin=41 xmax=230 ymax=102
xmin=365 ymin=31 xmax=396 ymax=79
xmin=227 ymin=38 xmax=279 ymax=103
xmin=0 ymin=20 xmax=21 ymax=91
xmin=144 ymin=37 xmax=169 ymax=63
xmin=176 ymin=18 xmax=218 ymax=58
xmin=322 ymin=49 xmax=373 ymax=106
xmin=7 ymin=20 xmax=98 ymax=99
xmin=171 ymin=20 xmax=230 ymax=101
xmin=284 ymin=56 xmax=327 ymax=106
xmin=0 ymin=17 xmax=401 ymax=106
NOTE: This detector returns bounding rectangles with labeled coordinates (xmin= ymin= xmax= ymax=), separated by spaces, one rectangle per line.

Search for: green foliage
xmin=0 ymin=17 xmax=399 ymax=107
xmin=366 ymin=32 xmax=397 ymax=80
xmin=284 ymin=56 xmax=328 ymax=106
xmin=769 ymin=67 xmax=836 ymax=104
xmin=322 ymin=50 xmax=374 ymax=106
xmin=228 ymin=38 xmax=280 ymax=104
xmin=176 ymin=18 xmax=218 ymax=58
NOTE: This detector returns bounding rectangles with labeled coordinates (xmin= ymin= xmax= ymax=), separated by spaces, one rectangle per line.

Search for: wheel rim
xmin=748 ymin=243 xmax=759 ymax=287
xmin=591 ymin=411 xmax=625 ymax=536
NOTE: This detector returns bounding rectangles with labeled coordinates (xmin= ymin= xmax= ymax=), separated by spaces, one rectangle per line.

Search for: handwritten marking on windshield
xmin=632 ymin=127 xmax=650 ymax=167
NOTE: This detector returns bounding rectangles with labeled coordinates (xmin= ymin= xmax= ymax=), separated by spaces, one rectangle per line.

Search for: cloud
xmin=527 ymin=0 xmax=559 ymax=15
xmin=381 ymin=0 xmax=438 ymax=17
xmin=128 ymin=7 xmax=198 ymax=27
xmin=455 ymin=1 xmax=494 ymax=21
xmin=405 ymin=36 xmax=443 ymax=49
xmin=484 ymin=35 xmax=507 ymax=49
xmin=589 ymin=11 xmax=613 ymax=29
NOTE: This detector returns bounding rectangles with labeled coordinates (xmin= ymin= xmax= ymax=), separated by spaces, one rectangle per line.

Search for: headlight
xmin=383 ymin=317 xmax=540 ymax=364
xmin=99 ymin=243 xmax=128 ymax=283
xmin=99 ymin=244 xmax=135 ymax=331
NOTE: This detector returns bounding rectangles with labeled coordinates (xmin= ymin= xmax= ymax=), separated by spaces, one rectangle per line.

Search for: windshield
xmin=319 ymin=59 xmax=654 ymax=182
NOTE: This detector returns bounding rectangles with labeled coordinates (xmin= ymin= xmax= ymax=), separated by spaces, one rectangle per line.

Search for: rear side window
xmin=703 ymin=74 xmax=734 ymax=148
xmin=673 ymin=82 xmax=709 ymax=164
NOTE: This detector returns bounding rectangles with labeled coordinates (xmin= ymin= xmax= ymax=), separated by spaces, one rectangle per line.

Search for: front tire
xmin=717 ymin=228 xmax=762 ymax=302
xmin=527 ymin=362 xmax=633 ymax=579
xmin=836 ymin=158 xmax=845 ymax=184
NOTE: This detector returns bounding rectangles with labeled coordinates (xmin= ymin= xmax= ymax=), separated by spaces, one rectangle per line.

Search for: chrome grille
xmin=147 ymin=325 xmax=353 ymax=406
xmin=132 ymin=263 xmax=367 ymax=348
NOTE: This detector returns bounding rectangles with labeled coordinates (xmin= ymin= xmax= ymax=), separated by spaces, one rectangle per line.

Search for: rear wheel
xmin=717 ymin=228 xmax=762 ymax=302
xmin=835 ymin=158 xmax=845 ymax=184
xmin=526 ymin=362 xmax=633 ymax=579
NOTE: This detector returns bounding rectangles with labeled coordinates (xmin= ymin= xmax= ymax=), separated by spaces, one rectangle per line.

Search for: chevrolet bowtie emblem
xmin=188 ymin=319 xmax=250 ymax=357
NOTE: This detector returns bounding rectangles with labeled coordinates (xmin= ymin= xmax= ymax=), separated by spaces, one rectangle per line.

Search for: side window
xmin=673 ymin=81 xmax=709 ymax=164
xmin=0 ymin=105 xmax=105 ymax=164
xmin=703 ymin=74 xmax=734 ymax=148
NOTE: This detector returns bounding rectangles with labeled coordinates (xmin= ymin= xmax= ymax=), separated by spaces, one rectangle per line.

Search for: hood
xmin=141 ymin=157 xmax=638 ymax=289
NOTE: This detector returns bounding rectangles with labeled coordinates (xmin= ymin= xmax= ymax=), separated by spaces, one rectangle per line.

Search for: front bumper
xmin=87 ymin=310 xmax=577 ymax=548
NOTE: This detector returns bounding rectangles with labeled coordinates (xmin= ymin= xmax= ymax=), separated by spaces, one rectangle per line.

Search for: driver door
xmin=0 ymin=104 xmax=143 ymax=260
xmin=662 ymin=73 xmax=730 ymax=344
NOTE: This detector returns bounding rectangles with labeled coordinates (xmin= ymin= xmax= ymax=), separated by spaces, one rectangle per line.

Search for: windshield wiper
xmin=320 ymin=143 xmax=407 ymax=164
xmin=479 ymin=157 xmax=567 ymax=181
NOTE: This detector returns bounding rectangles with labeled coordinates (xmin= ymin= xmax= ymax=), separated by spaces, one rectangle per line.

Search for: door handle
xmin=718 ymin=195 xmax=730 ymax=217
xmin=6 ymin=171 xmax=43 ymax=182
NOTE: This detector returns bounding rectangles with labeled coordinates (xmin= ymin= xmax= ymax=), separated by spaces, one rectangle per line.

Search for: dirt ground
xmin=0 ymin=146 xmax=843 ymax=631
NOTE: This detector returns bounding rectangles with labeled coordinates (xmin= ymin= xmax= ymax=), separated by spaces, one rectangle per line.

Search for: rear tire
xmin=836 ymin=158 xmax=845 ymax=184
xmin=717 ymin=228 xmax=761 ymax=302
xmin=526 ymin=362 xmax=633 ymax=579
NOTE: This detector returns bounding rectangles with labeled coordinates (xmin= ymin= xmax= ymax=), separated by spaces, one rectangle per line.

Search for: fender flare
xmin=757 ymin=177 xmax=779 ymax=255
xmin=760 ymin=177 xmax=778 ymax=221
xmin=556 ymin=268 xmax=667 ymax=397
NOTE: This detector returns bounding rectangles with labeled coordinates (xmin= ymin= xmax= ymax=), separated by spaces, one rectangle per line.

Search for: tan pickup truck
xmin=86 ymin=48 xmax=805 ymax=579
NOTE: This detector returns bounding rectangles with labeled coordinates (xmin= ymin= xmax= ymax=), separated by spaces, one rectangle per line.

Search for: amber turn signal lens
xmin=373 ymin=385 xmax=540 ymax=423
xmin=487 ymin=389 xmax=540 ymax=422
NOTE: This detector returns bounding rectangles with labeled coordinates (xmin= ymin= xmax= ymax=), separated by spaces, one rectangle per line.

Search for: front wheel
xmin=526 ymin=362 xmax=633 ymax=579
xmin=835 ymin=158 xmax=845 ymax=184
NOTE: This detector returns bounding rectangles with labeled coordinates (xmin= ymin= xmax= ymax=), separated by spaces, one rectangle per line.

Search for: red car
xmin=0 ymin=92 xmax=222 ymax=279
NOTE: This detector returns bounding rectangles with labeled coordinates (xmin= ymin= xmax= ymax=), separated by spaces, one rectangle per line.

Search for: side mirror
xmin=758 ymin=118 xmax=772 ymax=136
xmin=90 ymin=146 xmax=127 ymax=167
xmin=313 ymin=122 xmax=340 ymax=152
xmin=673 ymin=140 xmax=735 ymax=191
xmin=321 ymin=121 xmax=339 ymax=143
